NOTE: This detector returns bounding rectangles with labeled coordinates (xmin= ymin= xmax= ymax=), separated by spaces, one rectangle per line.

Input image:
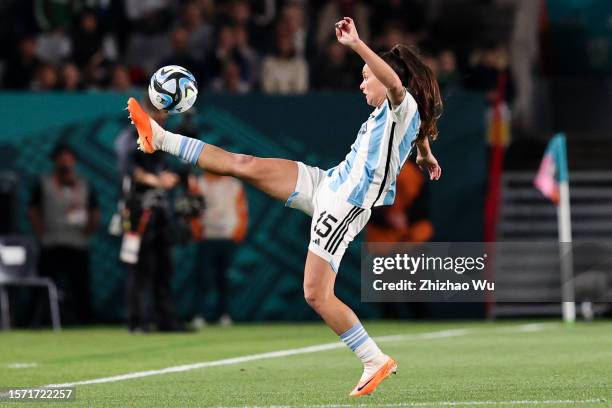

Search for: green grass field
xmin=0 ymin=321 xmax=610 ymax=407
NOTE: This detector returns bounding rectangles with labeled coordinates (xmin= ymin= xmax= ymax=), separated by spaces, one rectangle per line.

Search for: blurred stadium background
xmin=0 ymin=0 xmax=611 ymax=406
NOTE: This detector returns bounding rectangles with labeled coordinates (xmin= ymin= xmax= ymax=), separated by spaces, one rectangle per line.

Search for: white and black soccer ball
xmin=148 ymin=65 xmax=198 ymax=113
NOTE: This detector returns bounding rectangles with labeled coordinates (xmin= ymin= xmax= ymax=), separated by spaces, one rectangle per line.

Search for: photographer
xmin=116 ymin=98 xmax=183 ymax=333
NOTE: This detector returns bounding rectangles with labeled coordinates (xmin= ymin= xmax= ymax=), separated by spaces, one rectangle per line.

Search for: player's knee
xmin=303 ymin=285 xmax=329 ymax=311
xmin=303 ymin=291 xmax=320 ymax=310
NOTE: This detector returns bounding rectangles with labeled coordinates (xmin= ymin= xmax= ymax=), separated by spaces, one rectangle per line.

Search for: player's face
xmin=360 ymin=64 xmax=386 ymax=107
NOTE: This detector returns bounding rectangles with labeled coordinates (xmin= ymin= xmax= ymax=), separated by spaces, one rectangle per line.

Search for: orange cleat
xmin=127 ymin=97 xmax=155 ymax=154
xmin=349 ymin=357 xmax=397 ymax=397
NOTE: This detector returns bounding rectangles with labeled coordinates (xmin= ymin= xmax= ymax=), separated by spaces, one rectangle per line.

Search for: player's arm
xmin=416 ymin=136 xmax=431 ymax=156
xmin=335 ymin=17 xmax=405 ymax=107
xmin=415 ymin=137 xmax=441 ymax=180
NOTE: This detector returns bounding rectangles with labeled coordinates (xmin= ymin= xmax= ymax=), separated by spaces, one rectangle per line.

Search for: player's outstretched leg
xmin=303 ymin=251 xmax=397 ymax=397
xmin=127 ymin=97 xmax=297 ymax=202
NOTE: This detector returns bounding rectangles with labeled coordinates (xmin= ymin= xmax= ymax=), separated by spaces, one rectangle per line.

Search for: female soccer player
xmin=127 ymin=17 xmax=442 ymax=396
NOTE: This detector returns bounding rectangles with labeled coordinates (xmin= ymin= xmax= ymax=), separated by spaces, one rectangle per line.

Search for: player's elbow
xmin=388 ymin=79 xmax=403 ymax=94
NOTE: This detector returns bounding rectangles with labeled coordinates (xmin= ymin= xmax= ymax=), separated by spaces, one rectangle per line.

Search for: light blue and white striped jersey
xmin=325 ymin=89 xmax=421 ymax=208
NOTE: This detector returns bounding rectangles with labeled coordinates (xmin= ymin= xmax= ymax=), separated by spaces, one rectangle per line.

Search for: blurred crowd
xmin=0 ymin=0 xmax=516 ymax=97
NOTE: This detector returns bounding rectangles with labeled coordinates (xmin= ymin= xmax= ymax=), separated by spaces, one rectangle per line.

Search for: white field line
xmin=44 ymin=323 xmax=552 ymax=389
xmin=500 ymin=323 xmax=556 ymax=333
xmin=6 ymin=363 xmax=38 ymax=369
xmin=237 ymin=399 xmax=605 ymax=408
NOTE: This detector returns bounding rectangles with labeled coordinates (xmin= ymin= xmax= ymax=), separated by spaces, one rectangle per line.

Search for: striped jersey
xmin=325 ymin=89 xmax=421 ymax=208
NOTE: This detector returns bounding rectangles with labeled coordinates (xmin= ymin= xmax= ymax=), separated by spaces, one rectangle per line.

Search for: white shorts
xmin=286 ymin=162 xmax=371 ymax=272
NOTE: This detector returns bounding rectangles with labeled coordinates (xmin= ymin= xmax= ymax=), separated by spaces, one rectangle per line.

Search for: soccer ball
xmin=148 ymin=65 xmax=198 ymax=113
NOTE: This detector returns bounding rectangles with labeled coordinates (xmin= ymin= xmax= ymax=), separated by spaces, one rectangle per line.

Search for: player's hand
xmin=417 ymin=152 xmax=442 ymax=180
xmin=335 ymin=17 xmax=360 ymax=48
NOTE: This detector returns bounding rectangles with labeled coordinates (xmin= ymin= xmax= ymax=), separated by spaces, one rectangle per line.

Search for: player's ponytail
xmin=380 ymin=44 xmax=443 ymax=141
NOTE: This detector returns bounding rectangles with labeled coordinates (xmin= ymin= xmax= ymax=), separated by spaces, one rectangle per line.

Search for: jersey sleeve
xmin=389 ymin=88 xmax=418 ymax=124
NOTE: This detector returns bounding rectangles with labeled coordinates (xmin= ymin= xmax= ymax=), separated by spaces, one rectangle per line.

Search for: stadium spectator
xmin=234 ymin=25 xmax=260 ymax=88
xmin=60 ymin=62 xmax=83 ymax=91
xmin=3 ymin=36 xmax=40 ymax=89
xmin=437 ymin=49 xmax=461 ymax=89
xmin=229 ymin=0 xmax=252 ymax=27
xmin=32 ymin=0 xmax=74 ymax=31
xmin=110 ymin=65 xmax=134 ymax=92
xmin=211 ymin=60 xmax=250 ymax=94
xmin=311 ymin=38 xmax=360 ymax=90
xmin=214 ymin=0 xmax=258 ymax=44
xmin=71 ymin=10 xmax=117 ymax=70
xmin=31 ymin=64 xmax=59 ymax=91
xmin=316 ymin=0 xmax=370 ymax=49
xmin=198 ymin=0 xmax=216 ymax=22
xmin=160 ymin=28 xmax=204 ymax=82
xmin=250 ymin=0 xmax=279 ymax=29
xmin=261 ymin=27 xmax=308 ymax=94
xmin=0 ymin=0 xmax=519 ymax=95
xmin=202 ymin=25 xmax=241 ymax=86
xmin=220 ymin=0 xmax=253 ymax=30
xmin=191 ymin=172 xmax=249 ymax=327
xmin=36 ymin=28 xmax=71 ymax=65
xmin=245 ymin=0 xmax=279 ymax=50
xmin=466 ymin=44 xmax=515 ymax=106
xmin=124 ymin=0 xmax=174 ymax=75
xmin=28 ymin=143 xmax=100 ymax=325
xmin=124 ymin=0 xmax=174 ymax=33
xmin=279 ymin=1 xmax=308 ymax=56
xmin=181 ymin=0 xmax=214 ymax=61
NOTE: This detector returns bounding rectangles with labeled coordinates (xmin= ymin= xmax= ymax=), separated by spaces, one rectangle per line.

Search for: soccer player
xmin=127 ymin=17 xmax=442 ymax=396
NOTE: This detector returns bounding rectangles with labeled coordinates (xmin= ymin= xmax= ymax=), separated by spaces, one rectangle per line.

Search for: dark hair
xmin=380 ymin=44 xmax=443 ymax=140
xmin=50 ymin=143 xmax=76 ymax=160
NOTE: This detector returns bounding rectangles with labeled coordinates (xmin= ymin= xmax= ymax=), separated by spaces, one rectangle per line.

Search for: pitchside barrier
xmin=0 ymin=88 xmax=486 ymax=322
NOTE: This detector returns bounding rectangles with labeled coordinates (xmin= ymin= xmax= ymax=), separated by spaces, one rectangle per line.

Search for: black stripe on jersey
xmin=329 ymin=208 xmax=365 ymax=255
xmin=324 ymin=207 xmax=360 ymax=252
xmin=372 ymin=122 xmax=396 ymax=208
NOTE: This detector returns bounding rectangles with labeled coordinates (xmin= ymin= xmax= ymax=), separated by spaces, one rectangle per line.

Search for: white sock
xmin=149 ymin=118 xmax=166 ymax=150
xmin=340 ymin=323 xmax=387 ymax=381
xmin=356 ymin=340 xmax=388 ymax=381
xmin=155 ymin=121 xmax=205 ymax=165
